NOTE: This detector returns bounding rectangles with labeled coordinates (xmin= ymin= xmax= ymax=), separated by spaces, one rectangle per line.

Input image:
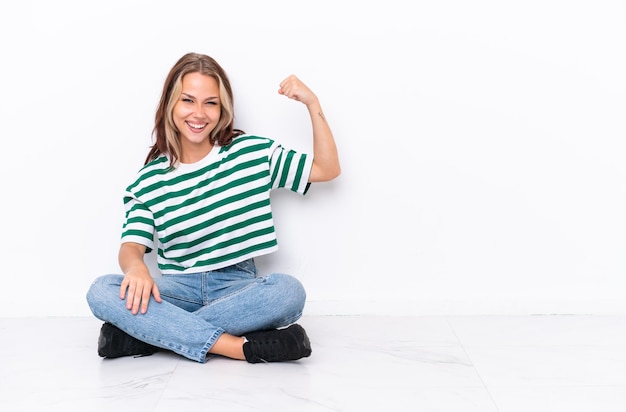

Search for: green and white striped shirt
xmin=121 ymin=135 xmax=312 ymax=275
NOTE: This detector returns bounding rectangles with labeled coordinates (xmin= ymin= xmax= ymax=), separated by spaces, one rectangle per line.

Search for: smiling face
xmin=173 ymin=72 xmax=222 ymax=162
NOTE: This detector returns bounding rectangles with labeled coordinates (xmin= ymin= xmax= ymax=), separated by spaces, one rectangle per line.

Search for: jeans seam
xmin=208 ymin=278 xmax=261 ymax=307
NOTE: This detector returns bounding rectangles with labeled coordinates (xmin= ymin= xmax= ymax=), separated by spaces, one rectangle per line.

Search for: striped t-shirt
xmin=121 ymin=134 xmax=313 ymax=275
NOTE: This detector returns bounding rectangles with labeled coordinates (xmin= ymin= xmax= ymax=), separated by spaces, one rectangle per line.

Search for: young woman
xmin=86 ymin=52 xmax=340 ymax=364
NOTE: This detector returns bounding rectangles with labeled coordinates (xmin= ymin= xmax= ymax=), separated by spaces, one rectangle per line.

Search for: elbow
xmin=329 ymin=164 xmax=341 ymax=180
xmin=309 ymin=163 xmax=341 ymax=183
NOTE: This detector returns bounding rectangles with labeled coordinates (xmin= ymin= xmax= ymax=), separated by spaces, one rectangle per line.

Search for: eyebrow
xmin=181 ymin=92 xmax=219 ymax=101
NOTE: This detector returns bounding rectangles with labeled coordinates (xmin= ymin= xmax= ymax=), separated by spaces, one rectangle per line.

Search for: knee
xmin=85 ymin=274 xmax=123 ymax=312
xmin=269 ymin=273 xmax=307 ymax=313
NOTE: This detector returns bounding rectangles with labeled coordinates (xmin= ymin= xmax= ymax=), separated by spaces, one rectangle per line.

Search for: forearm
xmin=307 ymin=99 xmax=341 ymax=182
xmin=118 ymin=242 xmax=149 ymax=275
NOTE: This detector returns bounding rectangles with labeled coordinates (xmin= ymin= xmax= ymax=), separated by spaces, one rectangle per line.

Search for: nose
xmin=194 ymin=103 xmax=206 ymax=117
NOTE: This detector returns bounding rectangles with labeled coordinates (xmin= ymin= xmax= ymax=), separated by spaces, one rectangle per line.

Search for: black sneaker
xmin=243 ymin=324 xmax=312 ymax=364
xmin=97 ymin=322 xmax=160 ymax=359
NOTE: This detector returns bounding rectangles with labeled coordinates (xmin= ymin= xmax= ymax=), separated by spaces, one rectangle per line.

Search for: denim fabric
xmin=86 ymin=259 xmax=306 ymax=363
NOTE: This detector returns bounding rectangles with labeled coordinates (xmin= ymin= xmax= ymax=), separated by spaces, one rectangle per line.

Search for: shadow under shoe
xmin=243 ymin=323 xmax=312 ymax=364
xmin=98 ymin=322 xmax=160 ymax=359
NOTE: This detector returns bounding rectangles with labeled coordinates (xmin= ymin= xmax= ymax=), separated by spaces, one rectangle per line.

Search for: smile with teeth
xmin=187 ymin=122 xmax=207 ymax=130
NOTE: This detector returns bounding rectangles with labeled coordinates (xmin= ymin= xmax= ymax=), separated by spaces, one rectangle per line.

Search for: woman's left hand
xmin=278 ymin=74 xmax=318 ymax=106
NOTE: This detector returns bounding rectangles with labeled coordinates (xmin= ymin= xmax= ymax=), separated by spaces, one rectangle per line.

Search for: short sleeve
xmin=268 ymin=142 xmax=313 ymax=194
xmin=120 ymin=193 xmax=155 ymax=252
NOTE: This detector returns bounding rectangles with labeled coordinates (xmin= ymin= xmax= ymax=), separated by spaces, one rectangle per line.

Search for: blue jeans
xmin=85 ymin=259 xmax=306 ymax=363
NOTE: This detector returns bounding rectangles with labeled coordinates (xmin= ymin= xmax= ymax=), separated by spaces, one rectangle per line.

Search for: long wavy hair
xmin=144 ymin=53 xmax=244 ymax=167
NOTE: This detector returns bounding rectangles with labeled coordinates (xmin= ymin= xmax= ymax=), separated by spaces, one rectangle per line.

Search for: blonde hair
xmin=145 ymin=53 xmax=243 ymax=167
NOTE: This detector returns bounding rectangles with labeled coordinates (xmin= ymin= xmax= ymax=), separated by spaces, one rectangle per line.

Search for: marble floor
xmin=1 ymin=315 xmax=625 ymax=411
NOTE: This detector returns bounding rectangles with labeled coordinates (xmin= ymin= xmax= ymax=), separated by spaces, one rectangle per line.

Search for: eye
xmin=206 ymin=101 xmax=218 ymax=106
xmin=181 ymin=97 xmax=193 ymax=103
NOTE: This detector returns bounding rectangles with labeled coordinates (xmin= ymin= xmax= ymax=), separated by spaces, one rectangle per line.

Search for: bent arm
xmin=278 ymin=75 xmax=341 ymax=182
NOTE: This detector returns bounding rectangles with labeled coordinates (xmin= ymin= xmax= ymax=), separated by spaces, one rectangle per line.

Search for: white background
xmin=0 ymin=0 xmax=624 ymax=317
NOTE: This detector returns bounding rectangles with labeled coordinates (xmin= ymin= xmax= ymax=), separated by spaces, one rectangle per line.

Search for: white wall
xmin=1 ymin=0 xmax=624 ymax=317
